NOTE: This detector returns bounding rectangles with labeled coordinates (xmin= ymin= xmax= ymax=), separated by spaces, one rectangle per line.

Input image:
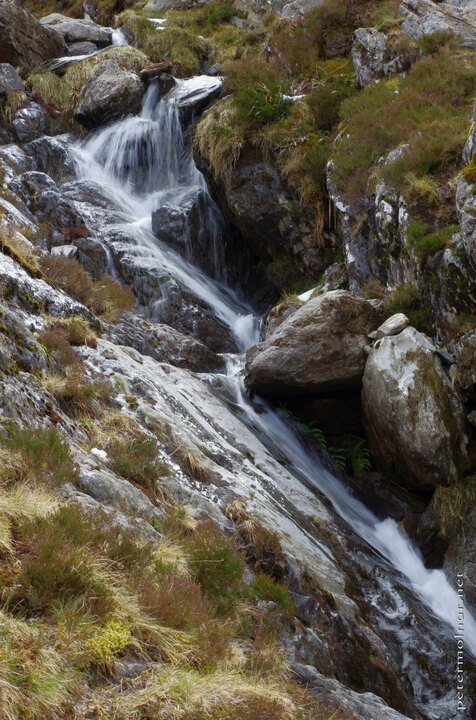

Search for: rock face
xmin=13 ymin=103 xmax=50 ymax=143
xmin=454 ymin=330 xmax=476 ymax=402
xmin=0 ymin=63 xmax=23 ymax=97
xmin=456 ymin=173 xmax=476 ymax=272
xmin=400 ymin=0 xmax=476 ymax=50
xmin=444 ymin=505 xmax=476 ymax=614
xmin=246 ymin=291 xmax=383 ymax=397
xmin=351 ymin=27 xmax=416 ymax=87
xmin=0 ymin=0 xmax=65 ymax=71
xmin=362 ymin=327 xmax=467 ymax=492
xmin=75 ymin=60 xmax=144 ymax=127
xmin=195 ymin=112 xmax=334 ymax=292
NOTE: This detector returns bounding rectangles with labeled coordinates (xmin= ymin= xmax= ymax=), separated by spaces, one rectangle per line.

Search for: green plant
xmin=407 ymin=220 xmax=457 ymax=258
xmin=463 ymin=153 xmax=476 ymax=184
xmin=87 ymin=619 xmax=131 ymax=670
xmin=430 ymin=475 xmax=476 ymax=539
xmin=234 ymin=82 xmax=292 ymax=128
xmin=345 ymin=440 xmax=371 ymax=478
xmin=252 ymin=574 xmax=295 ymax=616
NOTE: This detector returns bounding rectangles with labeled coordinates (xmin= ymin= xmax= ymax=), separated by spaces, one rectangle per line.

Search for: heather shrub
xmin=107 ymin=433 xmax=166 ymax=492
xmin=187 ymin=520 xmax=245 ymax=616
xmin=6 ymin=426 xmax=79 ymax=487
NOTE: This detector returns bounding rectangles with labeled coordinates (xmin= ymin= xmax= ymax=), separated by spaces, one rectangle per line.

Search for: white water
xmin=72 ymin=79 xmax=476 ymax=666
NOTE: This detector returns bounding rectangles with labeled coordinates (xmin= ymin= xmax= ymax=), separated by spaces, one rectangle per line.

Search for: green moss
xmin=463 ymin=152 xmax=476 ymax=184
xmin=388 ymin=283 xmax=433 ymax=332
xmin=87 ymin=620 xmax=131 ymax=669
xmin=430 ymin=475 xmax=476 ymax=540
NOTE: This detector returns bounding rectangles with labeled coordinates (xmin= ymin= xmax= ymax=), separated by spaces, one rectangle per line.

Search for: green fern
xmin=346 ymin=440 xmax=372 ymax=478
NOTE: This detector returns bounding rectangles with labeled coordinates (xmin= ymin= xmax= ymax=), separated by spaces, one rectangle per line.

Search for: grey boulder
xmin=75 ymin=59 xmax=144 ymax=128
xmin=246 ymin=290 xmax=383 ymax=397
xmin=0 ymin=0 xmax=65 ymax=70
xmin=40 ymin=13 xmax=112 ymax=47
xmin=362 ymin=327 xmax=467 ymax=491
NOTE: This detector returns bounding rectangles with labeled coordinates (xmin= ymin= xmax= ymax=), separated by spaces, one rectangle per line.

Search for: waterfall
xmin=71 ymin=77 xmax=475 ymax=715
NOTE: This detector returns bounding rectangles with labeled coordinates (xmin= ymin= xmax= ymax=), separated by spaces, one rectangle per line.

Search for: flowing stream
xmin=71 ymin=79 xmax=475 ymax=715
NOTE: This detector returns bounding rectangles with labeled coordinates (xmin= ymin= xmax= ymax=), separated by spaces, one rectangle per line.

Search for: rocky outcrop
xmin=40 ymin=13 xmax=113 ymax=48
xmin=351 ymin=28 xmax=416 ymax=87
xmin=0 ymin=63 xmax=24 ymax=98
xmin=108 ymin=313 xmax=226 ymax=373
xmin=246 ymin=290 xmax=383 ymax=397
xmin=362 ymin=327 xmax=467 ymax=492
xmin=75 ymin=60 xmax=144 ymax=127
xmin=0 ymin=303 xmax=48 ymax=373
xmin=0 ymin=0 xmax=65 ymax=71
xmin=400 ymin=0 xmax=476 ymax=50
xmin=195 ymin=104 xmax=334 ymax=293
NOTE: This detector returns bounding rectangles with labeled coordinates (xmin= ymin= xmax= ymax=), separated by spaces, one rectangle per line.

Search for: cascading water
xmin=71 ymin=77 xmax=475 ymax=717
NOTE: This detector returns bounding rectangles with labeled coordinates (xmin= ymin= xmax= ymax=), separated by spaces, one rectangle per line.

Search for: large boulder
xmin=0 ymin=0 xmax=65 ymax=71
xmin=246 ymin=290 xmax=383 ymax=398
xmin=75 ymin=59 xmax=144 ymax=128
xmin=362 ymin=327 xmax=467 ymax=491
xmin=12 ymin=103 xmax=50 ymax=143
xmin=0 ymin=63 xmax=23 ymax=98
xmin=40 ymin=13 xmax=113 ymax=47
xmin=351 ymin=27 xmax=416 ymax=87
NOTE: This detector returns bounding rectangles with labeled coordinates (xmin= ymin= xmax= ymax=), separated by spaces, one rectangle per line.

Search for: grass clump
xmin=44 ymin=368 xmax=112 ymax=418
xmin=333 ymin=46 xmax=476 ymax=209
xmin=252 ymin=574 xmax=295 ymax=617
xmin=107 ymin=433 xmax=167 ymax=493
xmin=388 ymin=283 xmax=432 ymax=332
xmin=407 ymin=220 xmax=458 ymax=258
xmin=39 ymin=254 xmax=135 ymax=322
xmin=5 ymin=426 xmax=79 ymax=488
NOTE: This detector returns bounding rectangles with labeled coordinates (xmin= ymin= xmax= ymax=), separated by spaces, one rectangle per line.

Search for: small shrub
xmin=306 ymin=77 xmax=356 ymax=132
xmin=38 ymin=325 xmax=79 ymax=368
xmin=187 ymin=520 xmax=244 ymax=616
xmin=417 ymin=30 xmax=456 ymax=55
xmin=138 ymin=573 xmax=210 ymax=630
xmin=207 ymin=0 xmax=235 ymax=26
xmin=45 ymin=368 xmax=112 ymax=418
xmin=362 ymin=279 xmax=386 ymax=299
xmin=252 ymin=574 xmax=295 ymax=616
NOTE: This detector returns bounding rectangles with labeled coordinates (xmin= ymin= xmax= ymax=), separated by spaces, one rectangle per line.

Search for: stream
xmin=69 ymin=78 xmax=475 ymax=718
